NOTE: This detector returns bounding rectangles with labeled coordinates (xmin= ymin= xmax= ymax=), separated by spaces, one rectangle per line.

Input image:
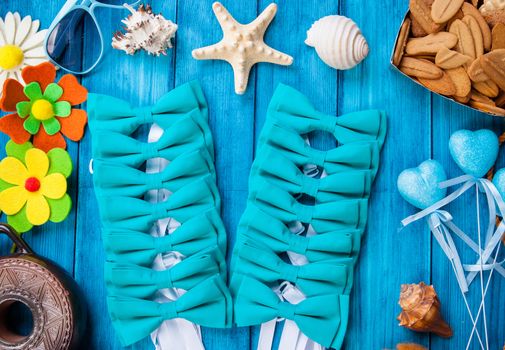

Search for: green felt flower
xmin=0 ymin=140 xmax=72 ymax=233
xmin=15 ymin=82 xmax=71 ymax=136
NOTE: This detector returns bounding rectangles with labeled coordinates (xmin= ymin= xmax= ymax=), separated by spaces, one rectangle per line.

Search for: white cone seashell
xmin=305 ymin=15 xmax=369 ymax=70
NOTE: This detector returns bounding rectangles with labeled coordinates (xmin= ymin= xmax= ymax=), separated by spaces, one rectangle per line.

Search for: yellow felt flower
xmin=0 ymin=148 xmax=66 ymax=225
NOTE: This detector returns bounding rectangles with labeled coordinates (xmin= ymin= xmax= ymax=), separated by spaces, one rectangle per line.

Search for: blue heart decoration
xmin=449 ymin=129 xmax=499 ymax=178
xmin=397 ymin=160 xmax=447 ymax=209
xmin=493 ymin=168 xmax=505 ymax=201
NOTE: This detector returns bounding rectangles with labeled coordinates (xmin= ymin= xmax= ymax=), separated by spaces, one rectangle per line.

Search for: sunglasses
xmin=44 ymin=0 xmax=140 ymax=74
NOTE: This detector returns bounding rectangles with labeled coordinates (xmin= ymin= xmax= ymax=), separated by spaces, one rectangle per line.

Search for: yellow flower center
xmin=31 ymin=99 xmax=55 ymax=121
xmin=0 ymin=45 xmax=24 ymax=70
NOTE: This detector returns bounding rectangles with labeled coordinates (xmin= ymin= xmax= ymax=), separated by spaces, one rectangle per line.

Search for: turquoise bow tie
xmin=93 ymin=148 xmax=215 ymax=197
xmin=234 ymin=276 xmax=349 ymax=348
xmin=105 ymin=248 xmax=225 ymax=299
xmin=250 ymin=147 xmax=371 ymax=202
xmin=108 ymin=276 xmax=232 ymax=346
xmin=250 ymin=182 xmax=368 ymax=233
xmin=232 ymin=241 xmax=354 ymax=296
xmin=99 ymin=175 xmax=221 ymax=231
xmin=91 ymin=113 xmax=213 ymax=168
xmin=103 ymin=208 xmax=227 ymax=265
xmin=259 ymin=125 xmax=380 ymax=177
xmin=235 ymin=206 xmax=361 ymax=262
xmin=267 ymin=84 xmax=387 ymax=148
xmin=88 ymin=80 xmax=208 ymax=136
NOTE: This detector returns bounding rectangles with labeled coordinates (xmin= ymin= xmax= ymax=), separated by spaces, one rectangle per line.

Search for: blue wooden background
xmin=1 ymin=0 xmax=504 ymax=349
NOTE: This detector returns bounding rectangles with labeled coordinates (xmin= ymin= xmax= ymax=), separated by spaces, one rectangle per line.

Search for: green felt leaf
xmin=16 ymin=101 xmax=31 ymax=118
xmin=43 ymin=83 xmax=63 ymax=103
xmin=47 ymin=148 xmax=72 ymax=177
xmin=42 ymin=117 xmax=61 ymax=136
xmin=53 ymin=101 xmax=71 ymax=117
xmin=7 ymin=206 xmax=33 ymax=233
xmin=24 ymin=82 xmax=43 ymax=101
xmin=5 ymin=140 xmax=33 ymax=160
xmin=0 ymin=178 xmax=14 ymax=192
xmin=48 ymin=194 xmax=72 ymax=223
xmin=24 ymin=116 xmax=41 ymax=135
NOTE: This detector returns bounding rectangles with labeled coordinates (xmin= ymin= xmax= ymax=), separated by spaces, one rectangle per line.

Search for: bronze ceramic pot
xmin=0 ymin=224 xmax=86 ymax=350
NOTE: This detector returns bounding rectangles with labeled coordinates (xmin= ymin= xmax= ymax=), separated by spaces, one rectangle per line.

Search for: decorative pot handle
xmin=0 ymin=223 xmax=34 ymax=254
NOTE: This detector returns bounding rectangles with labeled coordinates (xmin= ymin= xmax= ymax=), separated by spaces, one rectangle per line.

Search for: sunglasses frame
xmin=44 ymin=0 xmax=140 ymax=74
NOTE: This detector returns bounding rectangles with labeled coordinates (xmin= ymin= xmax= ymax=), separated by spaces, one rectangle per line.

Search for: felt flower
xmin=0 ymin=140 xmax=72 ymax=233
xmin=0 ymin=62 xmax=88 ymax=152
xmin=0 ymin=12 xmax=49 ymax=89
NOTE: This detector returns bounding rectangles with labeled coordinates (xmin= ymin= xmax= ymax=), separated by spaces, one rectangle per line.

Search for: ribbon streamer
xmin=401 ymin=175 xmax=505 ymax=287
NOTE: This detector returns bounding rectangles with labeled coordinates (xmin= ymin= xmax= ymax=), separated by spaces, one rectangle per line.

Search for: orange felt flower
xmin=0 ymin=62 xmax=88 ymax=152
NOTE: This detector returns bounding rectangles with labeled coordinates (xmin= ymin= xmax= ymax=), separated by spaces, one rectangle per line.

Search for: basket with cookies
xmin=392 ymin=0 xmax=505 ymax=116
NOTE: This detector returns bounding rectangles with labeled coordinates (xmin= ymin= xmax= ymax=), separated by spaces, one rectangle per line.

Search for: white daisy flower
xmin=0 ymin=12 xmax=49 ymax=90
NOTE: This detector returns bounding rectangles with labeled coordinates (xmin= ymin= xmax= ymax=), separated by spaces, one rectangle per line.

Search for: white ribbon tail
xmin=257 ymin=320 xmax=277 ymax=350
xmin=466 ymin=221 xmax=505 ymax=285
xmin=428 ymin=213 xmax=468 ymax=293
xmin=444 ymin=220 xmax=505 ymax=279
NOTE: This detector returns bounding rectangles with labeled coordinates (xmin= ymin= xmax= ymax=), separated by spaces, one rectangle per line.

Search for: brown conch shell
xmin=396 ymin=344 xmax=428 ymax=350
xmin=397 ymin=282 xmax=453 ymax=338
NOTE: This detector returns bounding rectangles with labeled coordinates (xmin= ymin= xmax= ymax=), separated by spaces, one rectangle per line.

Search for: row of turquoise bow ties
xmin=230 ymin=84 xmax=387 ymax=349
xmin=87 ymin=81 xmax=232 ymax=347
xmin=87 ymin=81 xmax=387 ymax=348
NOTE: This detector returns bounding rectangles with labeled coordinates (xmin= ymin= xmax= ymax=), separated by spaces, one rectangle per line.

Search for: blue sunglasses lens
xmin=46 ymin=8 xmax=101 ymax=74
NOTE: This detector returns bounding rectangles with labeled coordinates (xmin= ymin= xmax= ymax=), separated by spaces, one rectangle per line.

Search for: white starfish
xmin=192 ymin=2 xmax=293 ymax=95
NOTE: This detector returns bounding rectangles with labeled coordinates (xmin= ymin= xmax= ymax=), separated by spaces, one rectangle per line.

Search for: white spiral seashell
xmin=305 ymin=15 xmax=369 ymax=70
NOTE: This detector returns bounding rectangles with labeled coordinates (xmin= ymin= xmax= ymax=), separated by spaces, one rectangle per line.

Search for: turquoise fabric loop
xmin=88 ymin=80 xmax=208 ymax=136
xmin=103 ymin=209 xmax=227 ymax=265
xmin=250 ymin=181 xmax=368 ymax=233
xmin=276 ymin=301 xmax=296 ymax=320
xmin=93 ymin=148 xmax=215 ymax=197
xmin=266 ymin=84 xmax=387 ymax=148
xmin=288 ymin=233 xmax=309 ymax=255
xmin=91 ymin=111 xmax=213 ymax=168
xmin=258 ymin=124 xmax=380 ymax=178
xmin=234 ymin=276 xmax=348 ymax=348
xmin=293 ymin=201 xmax=314 ymax=223
xmin=98 ymin=175 xmax=221 ymax=231
xmin=300 ymin=176 xmax=319 ymax=198
xmin=105 ymin=249 xmax=225 ymax=298
xmin=134 ymin=106 xmax=153 ymax=124
xmin=108 ymin=275 xmax=232 ymax=347
xmin=231 ymin=241 xmax=353 ymax=296
xmin=235 ymin=206 xmax=361 ymax=262
xmin=250 ymin=148 xmax=371 ymax=202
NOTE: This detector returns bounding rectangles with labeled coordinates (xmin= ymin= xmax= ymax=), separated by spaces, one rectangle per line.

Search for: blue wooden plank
xmin=74 ymin=1 xmax=177 ymax=349
xmin=2 ymin=1 xmax=505 ymax=349
xmin=0 ymin=1 xmax=76 ymax=274
xmin=431 ymin=95 xmax=505 ymax=350
xmin=339 ymin=0 xmax=432 ymax=349
xmin=174 ymin=0 xmax=256 ymax=348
